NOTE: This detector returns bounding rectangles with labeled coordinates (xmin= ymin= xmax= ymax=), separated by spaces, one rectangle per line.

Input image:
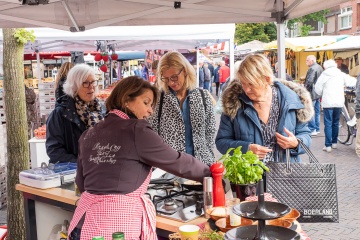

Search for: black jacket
xmin=305 ymin=63 xmax=323 ymax=100
xmin=55 ymin=77 xmax=66 ymax=100
xmin=46 ymin=95 xmax=87 ymax=163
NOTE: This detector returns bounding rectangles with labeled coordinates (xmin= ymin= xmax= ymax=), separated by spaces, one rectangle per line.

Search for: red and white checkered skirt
xmin=68 ymin=170 xmax=157 ymax=240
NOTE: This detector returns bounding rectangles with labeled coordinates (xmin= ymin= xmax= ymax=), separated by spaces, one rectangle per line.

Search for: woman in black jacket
xmin=46 ymin=64 xmax=104 ymax=163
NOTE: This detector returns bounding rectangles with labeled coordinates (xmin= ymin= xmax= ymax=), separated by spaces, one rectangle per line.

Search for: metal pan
xmin=149 ymin=177 xmax=203 ymax=191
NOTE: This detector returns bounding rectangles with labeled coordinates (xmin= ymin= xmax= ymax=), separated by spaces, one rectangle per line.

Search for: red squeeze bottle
xmin=210 ymin=162 xmax=225 ymax=207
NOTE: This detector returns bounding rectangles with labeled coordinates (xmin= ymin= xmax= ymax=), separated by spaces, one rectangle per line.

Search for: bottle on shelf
xmin=112 ymin=232 xmax=125 ymax=240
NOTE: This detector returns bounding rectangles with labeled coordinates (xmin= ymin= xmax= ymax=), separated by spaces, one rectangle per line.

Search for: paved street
xmin=0 ymin=93 xmax=359 ymax=240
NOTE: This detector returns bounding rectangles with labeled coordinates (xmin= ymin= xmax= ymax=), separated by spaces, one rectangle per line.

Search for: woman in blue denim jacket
xmin=216 ymin=54 xmax=313 ymax=163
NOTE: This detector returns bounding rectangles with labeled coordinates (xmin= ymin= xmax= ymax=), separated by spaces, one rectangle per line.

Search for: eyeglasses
xmin=82 ymin=80 xmax=98 ymax=88
xmin=160 ymin=68 xmax=184 ymax=83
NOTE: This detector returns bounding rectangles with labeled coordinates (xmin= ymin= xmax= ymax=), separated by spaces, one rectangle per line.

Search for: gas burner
xmin=147 ymin=181 xmax=204 ymax=222
xmin=164 ymin=198 xmax=178 ymax=211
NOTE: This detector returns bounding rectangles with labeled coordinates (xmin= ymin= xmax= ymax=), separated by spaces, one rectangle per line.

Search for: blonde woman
xmin=216 ymin=54 xmax=313 ymax=163
xmin=147 ymin=51 xmax=216 ymax=166
xmin=55 ymin=62 xmax=74 ymax=99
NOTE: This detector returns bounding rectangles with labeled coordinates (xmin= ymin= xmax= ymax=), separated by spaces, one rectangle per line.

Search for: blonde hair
xmin=157 ymin=51 xmax=196 ymax=92
xmin=55 ymin=62 xmax=74 ymax=90
xmin=237 ymin=54 xmax=273 ymax=88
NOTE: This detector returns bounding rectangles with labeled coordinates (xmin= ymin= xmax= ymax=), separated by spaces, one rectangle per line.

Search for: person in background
xmin=216 ymin=54 xmax=312 ymax=163
xmin=214 ymin=61 xmax=242 ymax=115
xmin=274 ymin=62 xmax=293 ymax=81
xmin=67 ymin=76 xmax=211 ymax=240
xmin=207 ymin=61 xmax=215 ymax=93
xmin=25 ymin=85 xmax=37 ymax=139
xmin=134 ymin=65 xmax=142 ymax=77
xmin=335 ymin=57 xmax=349 ymax=74
xmin=355 ymin=73 xmax=360 ymax=157
xmin=218 ymin=60 xmax=230 ymax=90
xmin=203 ymin=62 xmax=211 ymax=91
xmin=112 ymin=61 xmax=118 ymax=80
xmin=151 ymin=60 xmax=159 ymax=87
xmin=199 ymin=61 xmax=204 ymax=89
xmin=46 ymin=64 xmax=104 ymax=164
xmin=213 ymin=62 xmax=220 ymax=96
xmin=305 ymin=55 xmax=323 ymax=136
xmin=314 ymin=59 xmax=356 ymax=153
xmin=142 ymin=63 xmax=149 ymax=81
xmin=55 ymin=62 xmax=74 ymax=99
xmin=147 ymin=51 xmax=216 ymax=166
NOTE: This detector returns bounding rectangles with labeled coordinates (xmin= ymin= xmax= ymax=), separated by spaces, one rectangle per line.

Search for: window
xmin=339 ymin=6 xmax=352 ymax=29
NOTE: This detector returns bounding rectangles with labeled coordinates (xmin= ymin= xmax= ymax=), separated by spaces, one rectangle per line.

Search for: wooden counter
xmin=16 ymin=184 xmax=207 ymax=239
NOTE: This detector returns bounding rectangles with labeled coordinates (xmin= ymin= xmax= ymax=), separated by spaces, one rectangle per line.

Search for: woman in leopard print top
xmin=148 ymin=51 xmax=216 ymax=166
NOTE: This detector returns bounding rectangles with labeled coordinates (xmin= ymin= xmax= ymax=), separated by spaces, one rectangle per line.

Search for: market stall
xmin=263 ymin=35 xmax=349 ymax=80
xmin=306 ymin=36 xmax=360 ymax=77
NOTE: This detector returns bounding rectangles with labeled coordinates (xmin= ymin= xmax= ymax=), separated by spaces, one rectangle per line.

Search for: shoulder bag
xmin=266 ymin=140 xmax=339 ymax=223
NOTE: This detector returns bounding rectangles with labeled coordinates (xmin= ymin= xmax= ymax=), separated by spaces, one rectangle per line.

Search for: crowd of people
xmin=42 ymin=51 xmax=359 ymax=239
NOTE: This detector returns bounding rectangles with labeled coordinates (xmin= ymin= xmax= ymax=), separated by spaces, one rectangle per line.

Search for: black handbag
xmin=266 ymin=141 xmax=339 ymax=223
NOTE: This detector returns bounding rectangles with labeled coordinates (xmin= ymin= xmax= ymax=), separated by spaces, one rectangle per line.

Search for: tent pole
xmin=229 ymin=38 xmax=235 ymax=80
xmin=36 ymin=51 xmax=42 ymax=84
xmin=276 ymin=0 xmax=286 ymax=80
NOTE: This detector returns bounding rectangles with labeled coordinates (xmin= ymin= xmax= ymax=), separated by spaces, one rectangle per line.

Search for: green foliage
xmin=219 ymin=146 xmax=269 ymax=185
xmin=13 ymin=28 xmax=36 ymax=45
xmin=234 ymin=23 xmax=277 ymax=45
xmin=287 ymin=10 xmax=329 ymax=37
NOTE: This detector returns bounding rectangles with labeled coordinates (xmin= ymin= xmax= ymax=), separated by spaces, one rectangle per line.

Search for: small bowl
xmin=252 ymin=219 xmax=292 ymax=228
xmin=267 ymin=219 xmax=292 ymax=228
xmin=280 ymin=208 xmax=301 ymax=223
xmin=206 ymin=207 xmax=227 ymax=221
xmin=215 ymin=217 xmax=253 ymax=233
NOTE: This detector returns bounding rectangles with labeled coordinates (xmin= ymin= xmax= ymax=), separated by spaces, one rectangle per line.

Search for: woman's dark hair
xmin=105 ymin=76 xmax=159 ymax=114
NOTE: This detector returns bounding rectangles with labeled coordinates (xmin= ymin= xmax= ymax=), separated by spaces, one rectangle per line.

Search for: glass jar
xmin=226 ymin=198 xmax=241 ymax=227
xmin=112 ymin=232 xmax=125 ymax=240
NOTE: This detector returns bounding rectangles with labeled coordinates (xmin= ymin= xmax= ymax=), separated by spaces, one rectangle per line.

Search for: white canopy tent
xmin=0 ymin=24 xmax=235 ymax=52
xmin=0 ymin=0 xmax=349 ymax=79
xmin=0 ymin=0 xmax=349 ymax=31
xmin=0 ymin=24 xmax=235 ymax=87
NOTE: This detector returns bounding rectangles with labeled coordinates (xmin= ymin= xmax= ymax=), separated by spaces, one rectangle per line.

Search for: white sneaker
xmin=323 ymin=146 xmax=332 ymax=152
xmin=332 ymin=144 xmax=337 ymax=149
xmin=311 ymin=131 xmax=318 ymax=136
xmin=347 ymin=116 xmax=357 ymax=127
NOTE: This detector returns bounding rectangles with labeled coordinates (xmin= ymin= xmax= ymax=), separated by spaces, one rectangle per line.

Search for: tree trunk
xmin=3 ymin=28 xmax=29 ymax=240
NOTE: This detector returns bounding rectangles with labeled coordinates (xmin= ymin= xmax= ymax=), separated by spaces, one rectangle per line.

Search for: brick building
xmin=325 ymin=0 xmax=360 ymax=35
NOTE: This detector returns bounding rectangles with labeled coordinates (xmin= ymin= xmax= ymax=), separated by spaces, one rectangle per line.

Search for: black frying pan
xmin=149 ymin=177 xmax=203 ymax=191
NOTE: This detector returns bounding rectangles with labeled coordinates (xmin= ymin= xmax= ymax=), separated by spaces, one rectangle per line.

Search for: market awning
xmin=235 ymin=40 xmax=266 ymax=52
xmin=306 ymin=36 xmax=360 ymax=52
xmin=264 ymin=35 xmax=349 ymax=52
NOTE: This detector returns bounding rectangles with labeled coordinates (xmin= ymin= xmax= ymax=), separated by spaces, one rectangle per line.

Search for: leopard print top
xmin=148 ymin=88 xmax=216 ymax=165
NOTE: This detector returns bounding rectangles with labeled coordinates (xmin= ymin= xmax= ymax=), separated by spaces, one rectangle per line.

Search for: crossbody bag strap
xmin=157 ymin=91 xmax=165 ymax=135
xmin=199 ymin=88 xmax=207 ymax=113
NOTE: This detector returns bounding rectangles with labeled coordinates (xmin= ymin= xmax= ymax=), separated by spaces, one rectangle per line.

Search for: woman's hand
xmin=275 ymin=127 xmax=299 ymax=149
xmin=249 ymin=144 xmax=272 ymax=160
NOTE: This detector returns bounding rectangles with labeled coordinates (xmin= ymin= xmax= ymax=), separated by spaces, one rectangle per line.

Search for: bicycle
xmin=338 ymin=88 xmax=357 ymax=145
